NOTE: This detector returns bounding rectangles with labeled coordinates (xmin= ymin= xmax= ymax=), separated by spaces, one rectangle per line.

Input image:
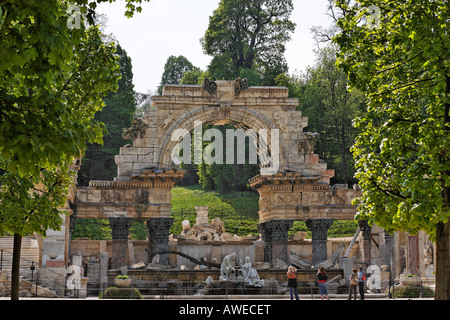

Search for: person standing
xmin=348 ymin=268 xmax=358 ymax=300
xmin=358 ymin=266 xmax=366 ymax=300
xmin=317 ymin=266 xmax=329 ymax=300
xmin=287 ymin=266 xmax=299 ymax=300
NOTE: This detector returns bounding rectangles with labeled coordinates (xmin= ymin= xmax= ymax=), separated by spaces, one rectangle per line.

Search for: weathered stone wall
xmin=70 ymin=237 xmax=362 ymax=270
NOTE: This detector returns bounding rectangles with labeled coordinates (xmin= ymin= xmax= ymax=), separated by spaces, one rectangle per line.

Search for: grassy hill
xmin=170 ymin=186 xmax=358 ymax=238
xmin=170 ymin=185 xmax=260 ymax=236
xmin=71 ymin=186 xmax=358 ymax=239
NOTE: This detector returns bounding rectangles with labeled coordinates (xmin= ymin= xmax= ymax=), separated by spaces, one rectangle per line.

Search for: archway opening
xmin=170 ymin=122 xmax=264 ymax=237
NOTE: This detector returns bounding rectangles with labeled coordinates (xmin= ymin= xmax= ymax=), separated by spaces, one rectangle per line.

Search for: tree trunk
xmin=435 ymin=221 xmax=450 ymax=300
xmin=11 ymin=233 xmax=22 ymax=300
xmin=435 ymin=76 xmax=450 ymax=300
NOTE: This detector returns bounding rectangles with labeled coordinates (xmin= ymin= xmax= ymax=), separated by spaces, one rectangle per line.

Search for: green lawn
xmin=170 ymin=185 xmax=260 ymax=236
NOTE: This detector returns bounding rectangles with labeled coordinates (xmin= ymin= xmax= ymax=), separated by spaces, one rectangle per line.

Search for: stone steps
xmin=0 ymin=237 xmax=40 ymax=271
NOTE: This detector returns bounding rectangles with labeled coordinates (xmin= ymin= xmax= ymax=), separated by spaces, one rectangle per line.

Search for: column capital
xmin=306 ymin=219 xmax=334 ymax=240
xmin=109 ymin=217 xmax=133 ymax=240
xmin=259 ymin=220 xmax=294 ymax=242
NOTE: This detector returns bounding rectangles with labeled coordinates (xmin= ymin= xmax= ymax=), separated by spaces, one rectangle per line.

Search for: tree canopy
xmin=201 ymin=0 xmax=295 ymax=84
xmin=0 ymin=0 xmax=126 ymax=177
xmin=333 ymin=0 xmax=450 ymax=299
xmin=157 ymin=55 xmax=198 ymax=94
xmin=77 ymin=44 xmax=137 ymax=185
xmin=0 ymin=0 xmax=147 ymax=300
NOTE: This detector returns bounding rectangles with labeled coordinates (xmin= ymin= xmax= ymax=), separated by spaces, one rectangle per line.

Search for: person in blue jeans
xmin=317 ymin=266 xmax=329 ymax=300
xmin=358 ymin=266 xmax=366 ymax=300
xmin=287 ymin=266 xmax=299 ymax=300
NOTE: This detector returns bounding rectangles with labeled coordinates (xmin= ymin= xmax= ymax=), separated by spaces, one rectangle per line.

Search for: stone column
xmin=259 ymin=220 xmax=293 ymax=266
xmin=147 ymin=217 xmax=174 ymax=265
xmin=407 ymin=233 xmax=420 ymax=276
xmin=358 ymin=220 xmax=372 ymax=265
xmin=383 ymin=230 xmax=394 ymax=290
xmin=306 ymin=219 xmax=334 ymax=266
xmin=109 ymin=217 xmax=133 ymax=269
xmin=383 ymin=231 xmax=393 ymax=270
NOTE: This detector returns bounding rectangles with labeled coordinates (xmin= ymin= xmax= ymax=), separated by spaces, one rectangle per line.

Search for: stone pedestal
xmin=195 ymin=206 xmax=209 ymax=225
xmin=109 ymin=217 xmax=133 ymax=269
xmin=259 ymin=220 xmax=293 ymax=266
xmin=147 ymin=217 xmax=174 ymax=265
xmin=306 ymin=219 xmax=334 ymax=266
xmin=78 ymin=277 xmax=89 ymax=299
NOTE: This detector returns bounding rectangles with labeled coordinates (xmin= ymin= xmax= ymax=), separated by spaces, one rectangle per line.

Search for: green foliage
xmin=100 ymin=287 xmax=142 ymax=299
xmin=393 ymin=286 xmax=434 ymax=299
xmin=0 ymin=2 xmax=122 ymax=237
xmin=275 ymin=46 xmax=366 ymax=185
xmin=333 ymin=0 xmax=450 ymax=238
xmin=195 ymin=124 xmax=260 ymax=193
xmin=289 ymin=220 xmax=358 ymax=238
xmin=0 ymin=158 xmax=72 ymax=237
xmin=170 ymin=186 xmax=260 ymax=236
xmin=303 ymin=45 xmax=366 ymax=185
xmin=180 ymin=68 xmax=208 ymax=85
xmin=71 ymin=218 xmax=148 ymax=240
xmin=201 ymin=0 xmax=295 ymax=84
xmin=72 ymin=219 xmax=112 ymax=240
xmin=0 ymin=1 xmax=121 ymax=178
xmin=157 ymin=55 xmax=197 ymax=94
xmin=77 ymin=44 xmax=137 ymax=186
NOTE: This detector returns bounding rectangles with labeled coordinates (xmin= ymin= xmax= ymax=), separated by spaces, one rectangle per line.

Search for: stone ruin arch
xmin=75 ymin=80 xmax=362 ymax=267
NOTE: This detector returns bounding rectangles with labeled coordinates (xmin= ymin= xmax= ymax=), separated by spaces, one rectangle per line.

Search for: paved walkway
xmin=0 ymin=293 xmax=435 ymax=300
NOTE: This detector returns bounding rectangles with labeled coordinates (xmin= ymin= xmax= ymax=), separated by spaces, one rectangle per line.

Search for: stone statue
xmin=240 ymin=257 xmax=264 ymax=287
xmin=219 ymin=253 xmax=236 ymax=280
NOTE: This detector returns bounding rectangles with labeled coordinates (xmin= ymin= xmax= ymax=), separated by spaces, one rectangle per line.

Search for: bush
xmin=100 ymin=287 xmax=142 ymax=299
xmin=393 ymin=285 xmax=434 ymax=298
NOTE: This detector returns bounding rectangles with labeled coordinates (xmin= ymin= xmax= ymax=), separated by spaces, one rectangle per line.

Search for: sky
xmin=96 ymin=0 xmax=333 ymax=94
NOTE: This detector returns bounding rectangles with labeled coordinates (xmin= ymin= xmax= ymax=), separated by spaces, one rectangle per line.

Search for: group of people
xmin=287 ymin=265 xmax=366 ymax=300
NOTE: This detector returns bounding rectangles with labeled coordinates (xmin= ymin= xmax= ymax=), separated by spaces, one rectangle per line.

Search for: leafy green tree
xmin=0 ymin=158 xmax=73 ymax=300
xmin=78 ymin=44 xmax=136 ymax=185
xmin=157 ymin=55 xmax=197 ymax=94
xmin=0 ymin=0 xmax=147 ymax=300
xmin=304 ymin=45 xmax=365 ymax=185
xmin=334 ymin=0 xmax=450 ymax=299
xmin=275 ymin=46 xmax=365 ymax=186
xmin=180 ymin=68 xmax=208 ymax=85
xmin=0 ymin=0 xmax=146 ymax=178
xmin=201 ymin=0 xmax=295 ymax=84
xmin=196 ymin=124 xmax=259 ymax=193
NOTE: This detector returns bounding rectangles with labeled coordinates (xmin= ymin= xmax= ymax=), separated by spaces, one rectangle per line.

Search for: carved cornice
xmin=249 ymin=172 xmax=321 ymax=190
xmin=88 ymin=169 xmax=185 ymax=189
